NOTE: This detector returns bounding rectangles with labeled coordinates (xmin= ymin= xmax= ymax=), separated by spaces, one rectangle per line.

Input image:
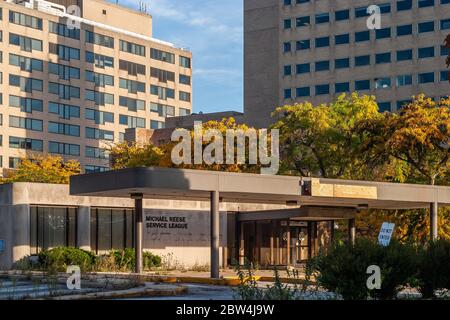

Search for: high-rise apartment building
xmin=0 ymin=0 xmax=192 ymax=175
xmin=245 ymin=0 xmax=450 ymax=128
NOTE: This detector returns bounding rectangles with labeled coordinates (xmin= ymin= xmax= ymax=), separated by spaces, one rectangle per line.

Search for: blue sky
xmin=112 ymin=0 xmax=243 ymax=114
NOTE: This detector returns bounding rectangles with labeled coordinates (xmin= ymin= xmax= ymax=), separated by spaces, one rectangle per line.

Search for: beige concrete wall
xmin=0 ymin=1 xmax=192 ymax=173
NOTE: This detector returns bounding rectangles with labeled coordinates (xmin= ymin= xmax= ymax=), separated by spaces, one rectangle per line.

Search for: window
xmin=335 ymin=58 xmax=350 ymax=69
xmin=9 ymin=75 xmax=43 ymax=92
xmin=441 ymin=19 xmax=450 ymax=30
xmin=376 ymin=52 xmax=391 ymax=64
xmin=418 ymin=72 xmax=435 ymax=83
xmin=30 ymin=207 xmax=77 ymax=254
xmin=49 ymin=43 xmax=80 ymax=60
xmin=296 ymin=40 xmax=310 ymax=50
xmin=85 ymin=90 xmax=114 ymax=105
xmin=49 ymin=142 xmax=80 ymax=156
xmin=315 ymin=13 xmax=329 ymax=24
xmin=119 ymin=40 xmax=145 ymax=56
xmin=9 ymin=11 xmax=42 ymax=29
xmin=119 ymin=115 xmax=146 ymax=128
xmin=179 ymin=108 xmax=190 ymax=116
xmin=85 ymin=109 xmax=114 ymax=124
xmin=180 ymin=56 xmax=191 ymax=68
xmin=9 ymin=115 xmax=43 ymax=131
xmin=150 ymin=48 xmax=175 ymax=63
xmin=119 ymin=78 xmax=145 ymax=93
xmin=397 ymin=49 xmax=413 ymax=61
xmin=355 ymin=80 xmax=371 ymax=91
xmin=119 ymin=96 xmax=145 ymax=112
xmin=9 ymin=157 xmax=21 ymax=169
xmin=119 ymin=60 xmax=146 ymax=76
xmin=49 ymin=21 xmax=80 ymax=39
xmin=48 ymin=102 xmax=80 ymax=120
xmin=284 ymin=88 xmax=292 ymax=99
xmin=86 ymin=127 xmax=114 ymax=141
xmin=9 ymin=136 xmax=43 ymax=151
xmin=179 ymin=74 xmax=191 ymax=85
xmin=315 ymin=60 xmax=330 ymax=71
xmin=85 ymin=166 xmax=109 ymax=174
xmin=296 ymin=16 xmax=310 ymax=27
xmin=418 ymin=21 xmax=435 ymax=33
xmin=85 ymin=31 xmax=114 ymax=48
xmin=335 ymin=34 xmax=350 ymax=45
xmin=355 ymin=31 xmax=370 ymax=42
xmin=396 ymin=74 xmax=413 ymax=86
xmin=379 ymin=3 xmax=392 ymax=13
xmin=85 ymin=70 xmax=114 ymax=87
xmin=375 ymin=77 xmax=391 ymax=89
xmin=335 ymin=82 xmax=350 ymax=93
xmin=85 ymin=147 xmax=109 ymax=160
xmin=49 ymin=83 xmax=80 ymax=100
xmin=315 ymin=84 xmax=329 ymax=95
xmin=376 ymin=28 xmax=391 ymax=39
xmin=397 ymin=24 xmax=413 ymax=36
xmin=418 ymin=0 xmax=435 ymax=7
xmin=284 ymin=19 xmax=292 ymax=29
xmin=355 ymin=55 xmax=371 ymax=66
xmin=441 ymin=45 xmax=450 ymax=56
xmin=86 ymin=52 xmax=114 ymax=68
xmin=284 ymin=42 xmax=292 ymax=53
xmin=397 ymin=0 xmax=413 ymax=11
xmin=150 ymin=103 xmax=175 ymax=117
xmin=9 ymin=33 xmax=42 ymax=52
xmin=284 ymin=65 xmax=292 ymax=76
xmin=378 ymin=102 xmax=392 ymax=112
xmin=90 ymin=208 xmax=134 ymax=254
xmin=48 ymin=122 xmax=80 ymax=137
xmin=397 ymin=100 xmax=412 ymax=109
xmin=9 ymin=96 xmax=43 ymax=113
xmin=49 ymin=62 xmax=80 ymax=80
xmin=355 ymin=6 xmax=370 ymax=18
xmin=315 ymin=36 xmax=330 ymax=48
xmin=296 ymin=63 xmax=310 ymax=74
xmin=150 ymin=85 xmax=175 ymax=100
xmin=9 ymin=54 xmax=43 ymax=72
xmin=150 ymin=120 xmax=165 ymax=129
xmin=335 ymin=9 xmax=350 ymax=21
xmin=440 ymin=70 xmax=449 ymax=81
xmin=418 ymin=46 xmax=435 ymax=59
xmin=150 ymin=68 xmax=175 ymax=83
xmin=179 ymin=91 xmax=191 ymax=102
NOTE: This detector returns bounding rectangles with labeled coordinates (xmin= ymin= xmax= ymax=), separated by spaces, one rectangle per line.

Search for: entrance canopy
xmin=70 ymin=167 xmax=450 ymax=210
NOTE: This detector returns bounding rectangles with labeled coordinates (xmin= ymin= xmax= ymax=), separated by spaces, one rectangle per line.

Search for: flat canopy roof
xmin=70 ymin=167 xmax=450 ymax=210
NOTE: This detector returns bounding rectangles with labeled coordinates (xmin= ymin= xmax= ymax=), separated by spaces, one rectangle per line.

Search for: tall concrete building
xmin=245 ymin=0 xmax=450 ymax=128
xmin=0 ymin=0 xmax=192 ymax=175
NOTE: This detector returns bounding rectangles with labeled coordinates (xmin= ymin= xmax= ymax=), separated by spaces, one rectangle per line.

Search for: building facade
xmin=244 ymin=0 xmax=450 ymax=128
xmin=0 ymin=0 xmax=192 ymax=175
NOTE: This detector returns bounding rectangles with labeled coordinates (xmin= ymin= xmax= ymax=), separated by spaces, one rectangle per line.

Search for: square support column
xmin=348 ymin=218 xmax=356 ymax=246
xmin=430 ymin=202 xmax=438 ymax=241
xmin=210 ymin=190 xmax=220 ymax=279
xmin=132 ymin=193 xmax=144 ymax=274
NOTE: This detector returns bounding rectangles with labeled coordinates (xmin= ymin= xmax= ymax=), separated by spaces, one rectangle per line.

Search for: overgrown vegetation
xmin=306 ymin=239 xmax=450 ymax=300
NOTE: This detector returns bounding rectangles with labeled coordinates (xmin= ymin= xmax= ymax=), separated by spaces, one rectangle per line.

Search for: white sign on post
xmin=378 ymin=222 xmax=395 ymax=246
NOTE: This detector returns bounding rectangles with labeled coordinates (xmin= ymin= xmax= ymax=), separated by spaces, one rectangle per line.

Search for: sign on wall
xmin=378 ymin=222 xmax=395 ymax=246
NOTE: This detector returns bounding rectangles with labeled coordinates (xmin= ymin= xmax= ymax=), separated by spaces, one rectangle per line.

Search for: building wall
xmin=0 ymin=0 xmax=192 ymax=175
xmin=244 ymin=0 xmax=450 ymax=127
xmin=0 ymin=182 xmax=288 ymax=269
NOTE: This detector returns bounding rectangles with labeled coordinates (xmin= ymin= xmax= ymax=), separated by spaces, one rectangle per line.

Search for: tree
xmin=357 ymin=94 xmax=450 ymax=186
xmin=271 ymin=92 xmax=381 ymax=179
xmin=1 ymin=155 xmax=81 ymax=184
xmin=109 ymin=142 xmax=163 ymax=170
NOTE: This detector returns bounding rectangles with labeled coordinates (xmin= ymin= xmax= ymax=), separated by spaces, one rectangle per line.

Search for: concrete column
xmin=430 ymin=202 xmax=439 ymax=241
xmin=132 ymin=194 xmax=144 ymax=274
xmin=13 ymin=204 xmax=30 ymax=264
xmin=210 ymin=190 xmax=220 ymax=279
xmin=77 ymin=206 xmax=91 ymax=251
xmin=348 ymin=219 xmax=356 ymax=246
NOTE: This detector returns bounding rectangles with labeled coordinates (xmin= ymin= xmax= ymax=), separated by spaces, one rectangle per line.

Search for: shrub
xmin=38 ymin=247 xmax=97 ymax=272
xmin=419 ymin=240 xmax=450 ymax=298
xmin=308 ymin=239 xmax=421 ymax=300
xmin=109 ymin=249 xmax=162 ymax=271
